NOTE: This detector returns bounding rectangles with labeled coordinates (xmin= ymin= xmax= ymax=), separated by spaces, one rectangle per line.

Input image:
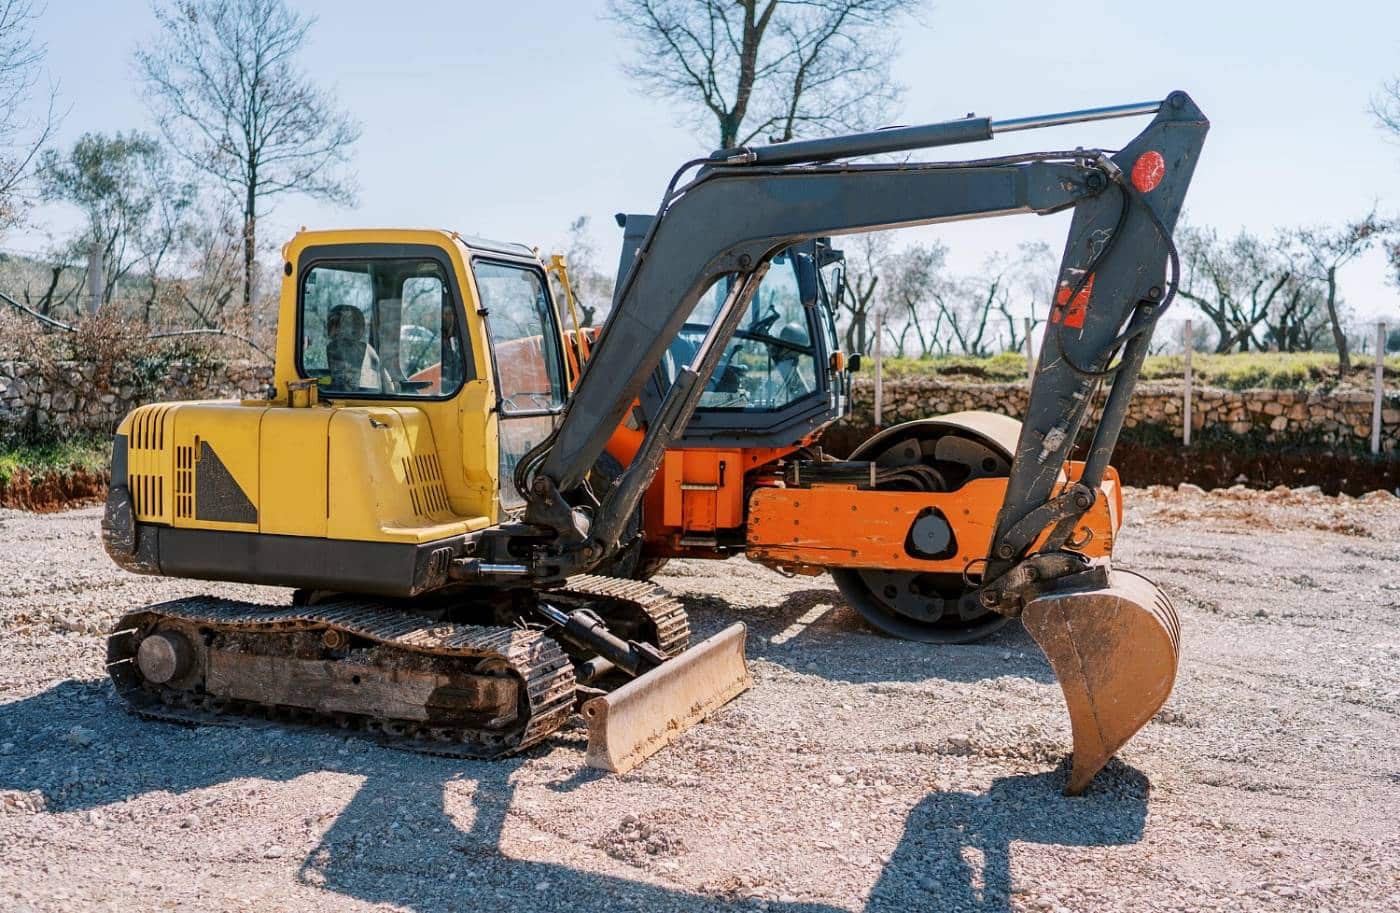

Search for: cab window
xmin=299 ymin=258 xmax=469 ymax=398
xmin=663 ymin=250 xmax=819 ymax=411
xmin=472 ymin=259 xmax=566 ymax=511
xmin=473 ymin=260 xmax=566 ymax=413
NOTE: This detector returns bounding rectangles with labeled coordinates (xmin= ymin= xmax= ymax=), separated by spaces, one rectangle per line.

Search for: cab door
xmin=470 ymin=258 xmax=568 ymax=510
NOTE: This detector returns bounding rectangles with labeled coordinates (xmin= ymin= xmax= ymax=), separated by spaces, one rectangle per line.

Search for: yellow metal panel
xmin=276 ymin=228 xmax=494 ymax=397
xmin=125 ymin=404 xmax=177 ymax=525
xmin=455 ymin=379 xmax=499 ymax=521
xmin=326 ymin=407 xmax=485 ymax=543
xmin=171 ymin=402 xmax=265 ymax=532
xmin=258 ymin=408 xmax=331 ymax=537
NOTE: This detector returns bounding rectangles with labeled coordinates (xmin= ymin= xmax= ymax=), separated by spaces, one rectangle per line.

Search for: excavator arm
xmin=523 ymin=92 xmax=1206 ymax=584
xmin=514 ymin=91 xmax=1208 ymax=793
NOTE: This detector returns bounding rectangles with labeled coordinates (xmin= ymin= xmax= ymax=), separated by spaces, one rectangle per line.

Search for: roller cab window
xmin=299 ymin=257 xmax=470 ymax=398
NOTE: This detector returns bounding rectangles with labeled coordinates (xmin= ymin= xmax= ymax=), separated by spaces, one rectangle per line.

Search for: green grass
xmin=0 ymin=438 xmax=110 ymax=487
xmin=876 ymin=351 xmax=1400 ymax=391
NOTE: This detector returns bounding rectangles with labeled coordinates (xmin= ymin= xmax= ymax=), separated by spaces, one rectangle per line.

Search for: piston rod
xmin=709 ymin=99 xmax=1165 ymax=167
xmin=991 ymin=100 xmax=1162 ymax=134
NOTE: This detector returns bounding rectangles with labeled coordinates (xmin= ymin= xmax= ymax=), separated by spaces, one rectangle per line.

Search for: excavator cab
xmin=615 ymin=217 xmax=850 ymax=448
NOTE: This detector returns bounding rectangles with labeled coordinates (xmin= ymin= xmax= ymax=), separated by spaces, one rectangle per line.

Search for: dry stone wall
xmin=835 ymin=377 xmax=1400 ymax=452
xmin=2 ymin=359 xmax=1398 ymax=454
xmin=0 ymin=360 xmax=273 ymax=440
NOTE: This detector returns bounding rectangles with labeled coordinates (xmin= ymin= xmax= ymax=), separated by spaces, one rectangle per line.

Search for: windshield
xmin=662 ymin=250 xmax=819 ymax=411
xmin=299 ymin=257 xmax=467 ymax=398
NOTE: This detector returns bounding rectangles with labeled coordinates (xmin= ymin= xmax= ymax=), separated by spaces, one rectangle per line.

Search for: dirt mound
xmin=0 ymin=467 xmax=109 ymax=512
xmin=822 ymin=425 xmax=1400 ymax=495
xmin=1109 ymin=440 xmax=1399 ymax=495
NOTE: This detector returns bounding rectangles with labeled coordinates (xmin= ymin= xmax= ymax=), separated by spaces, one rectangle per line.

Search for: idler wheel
xmin=136 ymin=630 xmax=194 ymax=684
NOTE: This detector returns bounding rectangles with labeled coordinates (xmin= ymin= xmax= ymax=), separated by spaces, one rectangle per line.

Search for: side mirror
xmin=828 ymin=264 xmax=846 ymax=312
xmin=794 ymin=252 xmax=819 ymax=308
xmin=847 ymin=353 xmax=863 ymax=372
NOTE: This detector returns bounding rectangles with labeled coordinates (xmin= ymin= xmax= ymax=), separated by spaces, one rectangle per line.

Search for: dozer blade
xmin=582 ymin=622 xmax=750 ymax=773
xmin=1021 ymin=569 xmax=1181 ymax=795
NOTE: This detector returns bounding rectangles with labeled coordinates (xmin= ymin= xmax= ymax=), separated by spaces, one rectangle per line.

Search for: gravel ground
xmin=1 ymin=486 xmax=1398 ymax=912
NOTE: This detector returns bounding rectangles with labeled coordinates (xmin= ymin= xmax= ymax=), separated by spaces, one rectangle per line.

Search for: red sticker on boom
xmin=1051 ymin=273 xmax=1094 ymax=329
xmin=1131 ymin=150 xmax=1166 ymax=193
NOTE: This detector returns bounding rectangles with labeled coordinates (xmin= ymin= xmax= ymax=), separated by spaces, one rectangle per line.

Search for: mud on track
xmin=1 ymin=487 xmax=1397 ymax=912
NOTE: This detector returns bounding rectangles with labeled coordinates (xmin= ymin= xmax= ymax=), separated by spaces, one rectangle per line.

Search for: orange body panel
xmin=745 ymin=465 xmax=1119 ymax=574
xmin=645 ymin=446 xmax=798 ymax=554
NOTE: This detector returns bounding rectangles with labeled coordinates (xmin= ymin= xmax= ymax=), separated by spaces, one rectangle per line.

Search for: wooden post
xmin=1373 ymin=321 xmax=1386 ymax=455
xmin=1024 ymin=316 xmax=1035 ymax=385
xmin=86 ymin=242 xmax=102 ymax=315
xmin=873 ymin=313 xmax=884 ymax=429
xmin=1183 ymin=319 xmax=1193 ymax=447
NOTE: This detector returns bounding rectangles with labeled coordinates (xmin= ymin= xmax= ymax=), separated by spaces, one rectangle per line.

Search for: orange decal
xmin=1052 ymin=273 xmax=1095 ymax=330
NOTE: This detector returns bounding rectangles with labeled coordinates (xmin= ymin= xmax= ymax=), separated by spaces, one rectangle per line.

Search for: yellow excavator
xmin=101 ymin=92 xmax=1206 ymax=793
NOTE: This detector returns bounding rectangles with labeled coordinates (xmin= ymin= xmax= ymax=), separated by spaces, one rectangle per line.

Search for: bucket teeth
xmin=582 ymin=623 xmax=750 ymax=773
xmin=1021 ymin=569 xmax=1180 ymax=795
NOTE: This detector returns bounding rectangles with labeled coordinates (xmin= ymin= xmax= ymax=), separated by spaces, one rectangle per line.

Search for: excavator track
xmin=104 ymin=577 xmax=692 ymax=760
xmin=106 ymin=596 xmax=577 ymax=759
xmin=553 ymin=574 xmax=691 ymax=658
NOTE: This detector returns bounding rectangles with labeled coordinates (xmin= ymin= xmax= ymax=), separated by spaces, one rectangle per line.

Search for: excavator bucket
xmin=582 ymin=623 xmax=751 ymax=773
xmin=1021 ymin=569 xmax=1181 ymax=795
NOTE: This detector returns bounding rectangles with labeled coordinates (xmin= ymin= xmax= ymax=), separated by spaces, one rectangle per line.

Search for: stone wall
xmin=833 ymin=377 xmax=1400 ymax=452
xmin=0 ymin=359 xmax=273 ymax=440
xmin=3 ymin=357 xmax=1399 ymax=455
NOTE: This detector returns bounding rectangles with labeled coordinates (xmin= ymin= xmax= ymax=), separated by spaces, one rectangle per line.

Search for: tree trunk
xmin=243 ymin=163 xmax=258 ymax=325
xmin=845 ymin=309 xmax=867 ymax=355
xmin=1324 ymin=265 xmax=1350 ymax=372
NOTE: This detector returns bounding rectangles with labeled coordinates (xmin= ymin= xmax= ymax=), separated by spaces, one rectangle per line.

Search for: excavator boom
xmin=519 ymin=91 xmax=1209 ymax=791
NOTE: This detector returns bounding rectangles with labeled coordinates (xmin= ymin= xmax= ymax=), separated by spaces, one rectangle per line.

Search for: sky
xmin=13 ymin=0 xmax=1400 ymax=324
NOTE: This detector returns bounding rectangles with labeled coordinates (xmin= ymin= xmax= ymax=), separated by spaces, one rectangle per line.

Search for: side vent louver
xmin=126 ymin=404 xmax=172 ymax=521
xmin=402 ymin=452 xmax=450 ymax=519
xmin=174 ymin=445 xmax=194 ymax=519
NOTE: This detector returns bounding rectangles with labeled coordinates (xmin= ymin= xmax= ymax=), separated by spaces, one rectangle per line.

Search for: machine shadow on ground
xmin=672 ymin=582 xmax=1056 ymax=686
xmin=1 ymin=680 xmax=1149 ymax=912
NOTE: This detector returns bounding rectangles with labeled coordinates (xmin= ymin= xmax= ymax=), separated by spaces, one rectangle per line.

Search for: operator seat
xmin=326 ymin=304 xmax=387 ymax=393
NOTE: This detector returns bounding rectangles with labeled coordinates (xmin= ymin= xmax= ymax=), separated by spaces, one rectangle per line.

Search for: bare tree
xmin=137 ymin=0 xmax=361 ymax=316
xmin=610 ymin=0 xmax=920 ymax=150
xmin=0 ymin=0 xmax=55 ymax=233
xmin=1373 ymin=76 xmax=1400 ymax=139
xmin=916 ymin=247 xmax=1050 ymax=358
xmin=1177 ymin=224 xmax=1295 ymax=353
xmin=989 ymin=241 xmax=1055 ymax=354
xmin=1284 ymin=210 xmax=1394 ymax=371
xmin=163 ymin=203 xmax=245 ymax=332
xmin=11 ymin=243 xmax=81 ymax=318
xmin=880 ymin=240 xmax=947 ymax=358
xmin=552 ymin=215 xmax=615 ymax=326
xmin=928 ymin=276 xmax=995 ymax=357
xmin=837 ymin=231 xmax=891 ymax=355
